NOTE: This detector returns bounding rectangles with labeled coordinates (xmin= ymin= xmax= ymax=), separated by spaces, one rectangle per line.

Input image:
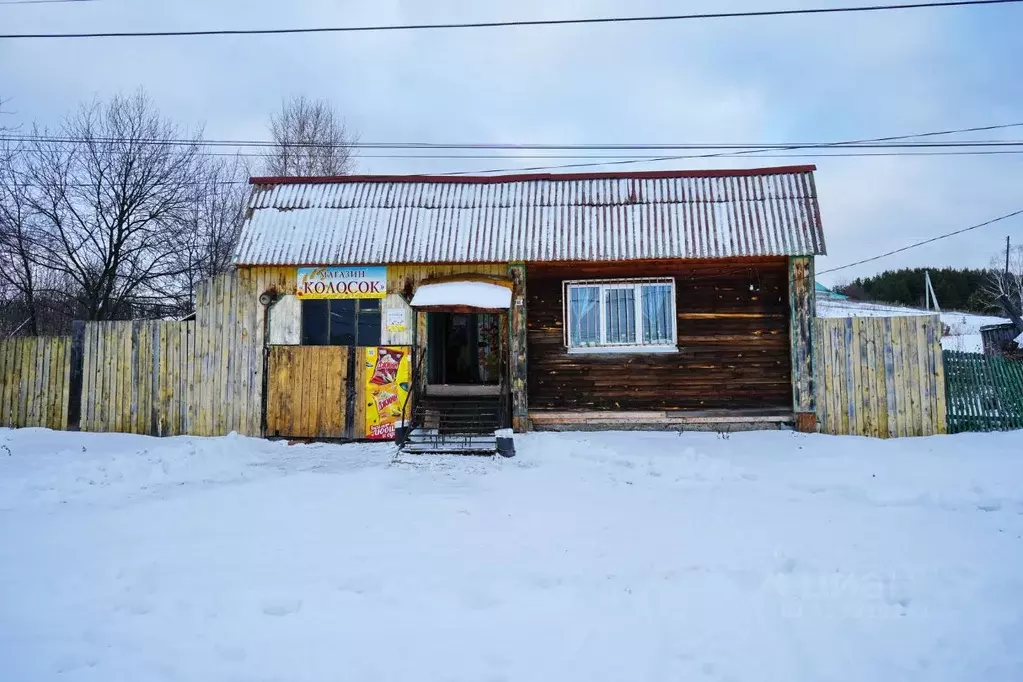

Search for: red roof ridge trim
xmin=249 ymin=165 xmax=817 ymax=186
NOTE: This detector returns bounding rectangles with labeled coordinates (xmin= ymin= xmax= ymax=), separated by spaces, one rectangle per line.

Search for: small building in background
xmin=815 ymin=282 xmax=848 ymax=300
xmin=981 ymin=322 xmax=1023 ymax=358
xmin=233 ymin=165 xmax=827 ymax=448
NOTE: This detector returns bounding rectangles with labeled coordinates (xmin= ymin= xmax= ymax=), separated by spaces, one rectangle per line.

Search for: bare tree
xmin=983 ymin=244 xmax=1023 ymax=314
xmin=170 ymin=154 xmax=248 ymax=315
xmin=0 ymin=96 xmax=56 ymax=337
xmin=23 ymin=91 xmax=206 ymax=321
xmin=0 ymin=137 xmax=44 ymax=335
xmin=264 ymin=95 xmax=356 ymax=176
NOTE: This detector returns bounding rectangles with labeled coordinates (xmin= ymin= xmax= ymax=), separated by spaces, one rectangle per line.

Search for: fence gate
xmin=943 ymin=351 xmax=1023 ymax=433
xmin=814 ymin=315 xmax=947 ymax=438
xmin=266 ymin=346 xmax=349 ymax=438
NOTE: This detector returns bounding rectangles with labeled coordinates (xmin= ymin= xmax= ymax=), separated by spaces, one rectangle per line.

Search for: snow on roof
xmin=1015 ymin=331 xmax=1023 ymax=348
xmin=410 ymin=281 xmax=512 ymax=309
xmin=233 ymin=166 xmax=827 ymax=266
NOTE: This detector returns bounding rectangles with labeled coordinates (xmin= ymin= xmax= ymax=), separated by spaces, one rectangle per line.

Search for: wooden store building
xmin=234 ymin=165 xmax=827 ymax=451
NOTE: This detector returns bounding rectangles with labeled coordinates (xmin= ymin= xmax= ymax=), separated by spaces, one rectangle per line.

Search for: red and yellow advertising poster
xmin=364 ymin=346 xmax=412 ymax=440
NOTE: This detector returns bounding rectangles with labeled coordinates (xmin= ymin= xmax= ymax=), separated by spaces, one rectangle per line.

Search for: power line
xmin=9 ymin=147 xmax=1023 ymax=163
xmin=818 ymin=208 xmax=1023 ymax=276
xmin=439 ymin=149 xmax=1023 ymax=176
xmin=442 ymin=145 xmax=1023 ymax=175
xmin=4 ymin=122 xmax=1023 ymax=151
xmin=79 ymin=150 xmax=1023 ymax=161
xmin=0 ymin=0 xmax=1019 ymax=40
xmin=8 ymin=147 xmax=1023 ymax=170
xmin=429 ymin=122 xmax=1023 ymax=174
xmin=334 ymin=150 xmax=1023 ymax=160
xmin=12 ymin=144 xmax=1023 ymax=158
xmin=6 ymin=148 xmax=1023 ymax=188
xmin=7 ymin=150 xmax=1023 ymax=190
xmin=0 ymin=0 xmax=94 ymax=4
xmin=7 ymin=137 xmax=1023 ymax=150
xmin=4 ymin=124 xmax=1023 ymax=176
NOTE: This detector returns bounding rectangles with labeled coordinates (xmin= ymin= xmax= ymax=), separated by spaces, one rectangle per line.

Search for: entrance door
xmin=266 ymin=346 xmax=348 ymax=438
xmin=426 ymin=312 xmax=502 ymax=386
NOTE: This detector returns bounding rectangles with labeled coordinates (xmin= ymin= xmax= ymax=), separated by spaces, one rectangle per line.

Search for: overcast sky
xmin=1 ymin=0 xmax=1021 ymax=283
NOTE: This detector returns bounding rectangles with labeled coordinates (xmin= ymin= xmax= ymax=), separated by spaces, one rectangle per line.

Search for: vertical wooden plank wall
xmin=789 ymin=256 xmax=816 ymax=432
xmin=73 ymin=271 xmax=262 ymax=436
xmin=239 ymin=266 xmax=295 ymax=437
xmin=814 ymin=315 xmax=947 ymax=437
xmin=2 ymin=264 xmax=523 ymax=437
xmin=81 ymin=321 xmax=162 ymax=434
xmin=265 ymin=346 xmax=347 ymax=438
xmin=184 ymin=271 xmax=260 ymax=437
xmin=0 ymin=335 xmax=71 ymax=430
xmin=0 ymin=272 xmax=260 ymax=436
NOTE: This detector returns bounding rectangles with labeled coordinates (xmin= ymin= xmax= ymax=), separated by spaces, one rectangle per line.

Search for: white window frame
xmin=562 ymin=277 xmax=678 ymax=354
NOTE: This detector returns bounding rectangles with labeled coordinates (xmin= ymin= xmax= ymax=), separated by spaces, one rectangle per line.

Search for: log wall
xmin=526 ymin=258 xmax=792 ymax=412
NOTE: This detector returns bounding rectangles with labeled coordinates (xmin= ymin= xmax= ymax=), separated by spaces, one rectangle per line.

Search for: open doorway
xmin=426 ymin=312 xmax=502 ymax=386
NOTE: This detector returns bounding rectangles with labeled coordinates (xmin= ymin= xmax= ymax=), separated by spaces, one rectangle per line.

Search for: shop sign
xmin=364 ymin=346 xmax=411 ymax=440
xmin=296 ymin=266 xmax=387 ymax=299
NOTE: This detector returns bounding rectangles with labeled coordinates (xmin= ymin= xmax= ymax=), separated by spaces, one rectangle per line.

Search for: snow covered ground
xmin=2 ymin=428 xmax=1022 ymax=681
xmin=817 ymin=298 xmax=1009 ymax=353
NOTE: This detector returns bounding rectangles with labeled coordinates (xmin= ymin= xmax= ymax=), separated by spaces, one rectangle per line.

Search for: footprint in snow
xmin=261 ymin=598 xmax=302 ymax=617
xmin=54 ymin=653 xmax=99 ymax=673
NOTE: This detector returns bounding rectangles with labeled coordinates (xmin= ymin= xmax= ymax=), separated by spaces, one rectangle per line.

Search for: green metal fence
xmin=943 ymin=351 xmax=1023 ymax=433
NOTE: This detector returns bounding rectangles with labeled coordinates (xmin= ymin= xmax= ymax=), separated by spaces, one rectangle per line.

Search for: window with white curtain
xmin=563 ymin=278 xmax=677 ymax=352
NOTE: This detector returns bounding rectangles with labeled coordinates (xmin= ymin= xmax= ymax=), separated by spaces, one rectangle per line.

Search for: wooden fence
xmin=0 ymin=335 xmax=71 ymax=430
xmin=0 ymin=272 xmax=262 ymax=437
xmin=0 ymin=283 xmax=966 ymax=441
xmin=77 ymin=274 xmax=261 ymax=437
xmin=80 ymin=320 xmax=198 ymax=436
xmin=814 ymin=315 xmax=947 ymax=438
xmin=944 ymin=351 xmax=1023 ymax=433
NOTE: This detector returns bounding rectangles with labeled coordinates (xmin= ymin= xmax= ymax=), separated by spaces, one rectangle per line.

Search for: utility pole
xmin=925 ymin=271 xmax=929 ymax=311
xmin=1007 ymin=235 xmax=1012 ymax=275
xmin=924 ymin=271 xmax=941 ymax=313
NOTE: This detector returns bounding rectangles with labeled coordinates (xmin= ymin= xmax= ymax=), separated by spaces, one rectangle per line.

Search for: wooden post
xmin=151 ymin=321 xmax=162 ymax=436
xmin=508 ymin=263 xmax=530 ymax=432
xmin=66 ymin=320 xmax=86 ymax=431
xmin=789 ymin=256 xmax=816 ymax=432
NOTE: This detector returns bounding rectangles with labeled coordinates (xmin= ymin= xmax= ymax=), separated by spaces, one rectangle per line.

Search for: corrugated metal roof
xmin=233 ymin=166 xmax=826 ymax=265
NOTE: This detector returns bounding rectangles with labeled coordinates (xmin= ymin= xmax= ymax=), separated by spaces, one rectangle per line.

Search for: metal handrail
xmin=398 ymin=349 xmax=425 ymax=446
xmin=397 ymin=341 xmax=510 ymax=451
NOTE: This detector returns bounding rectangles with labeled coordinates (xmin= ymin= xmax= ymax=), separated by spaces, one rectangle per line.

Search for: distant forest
xmin=835 ymin=268 xmax=998 ymax=314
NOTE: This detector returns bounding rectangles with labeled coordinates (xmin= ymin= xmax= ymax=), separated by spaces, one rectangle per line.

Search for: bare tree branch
xmin=263 ymin=95 xmax=357 ymax=177
xmin=22 ymin=90 xmax=206 ymax=321
xmin=983 ymin=244 xmax=1023 ymax=316
xmin=0 ymin=97 xmax=53 ymax=336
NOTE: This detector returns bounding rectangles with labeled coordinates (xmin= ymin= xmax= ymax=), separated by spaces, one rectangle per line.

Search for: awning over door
xmin=410 ymin=281 xmax=512 ymax=310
